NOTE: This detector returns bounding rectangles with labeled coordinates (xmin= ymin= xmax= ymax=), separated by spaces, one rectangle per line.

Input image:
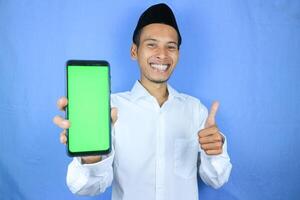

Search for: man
xmin=53 ymin=3 xmax=232 ymax=200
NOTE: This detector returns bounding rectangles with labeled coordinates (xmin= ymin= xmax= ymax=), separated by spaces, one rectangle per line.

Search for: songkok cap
xmin=132 ymin=3 xmax=182 ymax=46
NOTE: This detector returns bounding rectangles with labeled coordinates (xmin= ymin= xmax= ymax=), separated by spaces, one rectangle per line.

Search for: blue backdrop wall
xmin=0 ymin=0 xmax=299 ymax=199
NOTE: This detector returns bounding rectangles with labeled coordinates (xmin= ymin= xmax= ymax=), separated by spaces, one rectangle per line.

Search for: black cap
xmin=132 ymin=3 xmax=182 ymax=46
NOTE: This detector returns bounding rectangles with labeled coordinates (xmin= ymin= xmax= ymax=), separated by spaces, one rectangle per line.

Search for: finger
xmin=57 ymin=96 xmax=68 ymax=111
xmin=53 ymin=115 xmax=70 ymax=129
xmin=111 ymin=107 xmax=118 ymax=125
xmin=205 ymin=149 xmax=223 ymax=155
xmin=205 ymin=101 xmax=219 ymax=128
xmin=199 ymin=134 xmax=223 ymax=144
xmin=201 ymin=141 xmax=223 ymax=151
xmin=198 ymin=126 xmax=219 ymax=138
xmin=60 ymin=130 xmax=67 ymax=145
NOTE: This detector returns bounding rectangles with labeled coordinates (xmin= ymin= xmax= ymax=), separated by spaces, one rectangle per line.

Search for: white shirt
xmin=66 ymin=81 xmax=232 ymax=200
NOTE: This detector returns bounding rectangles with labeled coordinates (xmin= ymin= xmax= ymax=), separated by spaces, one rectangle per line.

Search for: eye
xmin=167 ymin=45 xmax=178 ymax=51
xmin=146 ymin=43 xmax=157 ymax=48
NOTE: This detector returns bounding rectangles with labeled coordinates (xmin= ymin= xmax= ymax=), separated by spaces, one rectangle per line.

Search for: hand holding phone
xmin=53 ymin=97 xmax=118 ymax=163
xmin=53 ymin=60 xmax=115 ymax=159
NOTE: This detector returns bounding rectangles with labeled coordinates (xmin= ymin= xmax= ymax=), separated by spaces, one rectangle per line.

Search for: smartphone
xmin=66 ymin=60 xmax=111 ymax=156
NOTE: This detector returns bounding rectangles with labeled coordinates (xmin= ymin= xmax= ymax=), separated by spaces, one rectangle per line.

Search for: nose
xmin=156 ymin=46 xmax=168 ymax=59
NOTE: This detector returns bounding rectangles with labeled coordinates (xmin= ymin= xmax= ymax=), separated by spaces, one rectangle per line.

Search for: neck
xmin=139 ymin=78 xmax=169 ymax=107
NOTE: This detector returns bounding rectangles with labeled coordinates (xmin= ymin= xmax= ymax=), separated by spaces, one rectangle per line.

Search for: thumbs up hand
xmin=198 ymin=101 xmax=224 ymax=155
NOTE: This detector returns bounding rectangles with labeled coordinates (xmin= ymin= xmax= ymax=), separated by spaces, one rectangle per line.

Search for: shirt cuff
xmin=74 ymin=148 xmax=115 ymax=176
xmin=200 ymin=132 xmax=231 ymax=175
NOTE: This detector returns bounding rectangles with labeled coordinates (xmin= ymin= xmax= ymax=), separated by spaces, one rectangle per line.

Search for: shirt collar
xmin=130 ymin=80 xmax=185 ymax=101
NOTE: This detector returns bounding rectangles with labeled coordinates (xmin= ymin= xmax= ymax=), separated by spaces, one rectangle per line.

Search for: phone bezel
xmin=66 ymin=60 xmax=111 ymax=157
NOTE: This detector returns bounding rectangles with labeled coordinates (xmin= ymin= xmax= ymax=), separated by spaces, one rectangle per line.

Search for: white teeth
xmin=151 ymin=64 xmax=168 ymax=71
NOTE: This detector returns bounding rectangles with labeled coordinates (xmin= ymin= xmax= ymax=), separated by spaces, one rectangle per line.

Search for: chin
xmin=150 ymin=77 xmax=170 ymax=84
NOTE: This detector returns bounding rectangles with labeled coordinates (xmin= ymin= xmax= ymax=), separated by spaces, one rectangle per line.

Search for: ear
xmin=130 ymin=43 xmax=138 ymax=60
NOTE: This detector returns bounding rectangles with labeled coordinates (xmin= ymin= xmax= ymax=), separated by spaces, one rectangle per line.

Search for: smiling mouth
xmin=150 ymin=63 xmax=170 ymax=72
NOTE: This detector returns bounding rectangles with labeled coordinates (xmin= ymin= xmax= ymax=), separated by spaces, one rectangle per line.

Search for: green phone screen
xmin=67 ymin=61 xmax=110 ymax=156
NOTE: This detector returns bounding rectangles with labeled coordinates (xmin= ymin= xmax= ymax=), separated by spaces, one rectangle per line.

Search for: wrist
xmin=81 ymin=156 xmax=102 ymax=164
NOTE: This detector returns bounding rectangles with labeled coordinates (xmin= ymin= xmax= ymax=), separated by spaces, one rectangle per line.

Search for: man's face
xmin=131 ymin=23 xmax=179 ymax=84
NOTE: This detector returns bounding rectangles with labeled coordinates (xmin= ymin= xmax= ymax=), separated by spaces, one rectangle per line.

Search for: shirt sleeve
xmin=66 ymin=148 xmax=114 ymax=196
xmin=197 ymin=102 xmax=233 ymax=189
xmin=67 ymin=150 xmax=114 ymax=196
xmin=66 ymin=124 xmax=116 ymax=196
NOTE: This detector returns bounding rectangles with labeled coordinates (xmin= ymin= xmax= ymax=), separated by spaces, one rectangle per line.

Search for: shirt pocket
xmin=174 ymin=138 xmax=198 ymax=179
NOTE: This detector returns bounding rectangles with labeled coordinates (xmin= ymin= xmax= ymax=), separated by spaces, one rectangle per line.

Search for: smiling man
xmin=53 ymin=3 xmax=232 ymax=200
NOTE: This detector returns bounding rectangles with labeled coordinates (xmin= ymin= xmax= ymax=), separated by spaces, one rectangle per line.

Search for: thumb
xmin=205 ymin=101 xmax=219 ymax=128
xmin=111 ymin=107 xmax=118 ymax=125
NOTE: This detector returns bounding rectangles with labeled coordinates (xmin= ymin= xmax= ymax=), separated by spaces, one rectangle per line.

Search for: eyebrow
xmin=167 ymin=41 xmax=178 ymax=46
xmin=143 ymin=38 xmax=178 ymax=45
xmin=143 ymin=38 xmax=158 ymax=42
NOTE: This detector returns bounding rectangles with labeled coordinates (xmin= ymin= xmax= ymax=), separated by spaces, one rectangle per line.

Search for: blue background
xmin=0 ymin=0 xmax=299 ymax=199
